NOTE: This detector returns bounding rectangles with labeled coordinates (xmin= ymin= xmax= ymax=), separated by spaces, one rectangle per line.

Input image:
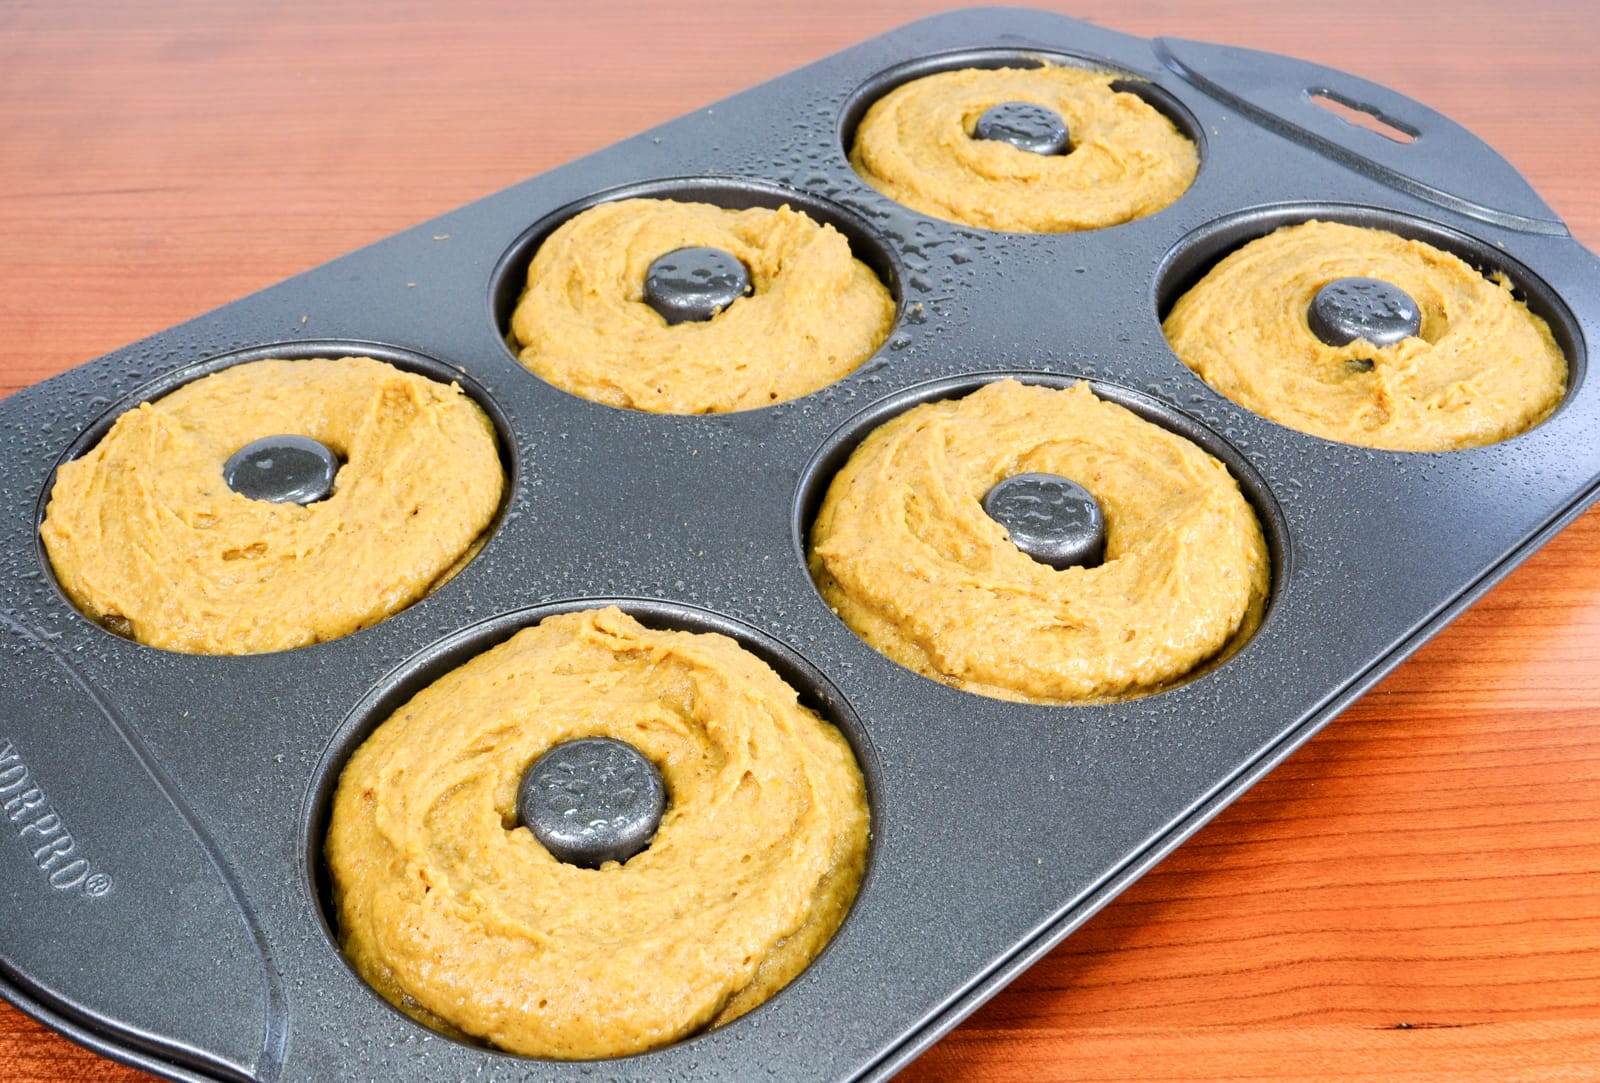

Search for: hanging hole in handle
xmin=1308 ymin=88 xmax=1418 ymax=144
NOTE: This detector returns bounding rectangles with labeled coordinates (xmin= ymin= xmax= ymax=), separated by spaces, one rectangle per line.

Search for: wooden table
xmin=2 ymin=1 xmax=1597 ymax=1079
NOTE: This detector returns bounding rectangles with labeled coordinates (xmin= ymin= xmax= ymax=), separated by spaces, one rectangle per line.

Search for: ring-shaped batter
xmin=326 ymin=606 xmax=870 ymax=1059
xmin=509 ymin=198 xmax=895 ymax=413
xmin=848 ymin=64 xmax=1198 ymax=232
xmin=1163 ymin=221 xmax=1568 ymax=451
xmin=40 ymin=357 xmax=503 ymax=654
xmin=808 ymin=380 xmax=1269 ymax=703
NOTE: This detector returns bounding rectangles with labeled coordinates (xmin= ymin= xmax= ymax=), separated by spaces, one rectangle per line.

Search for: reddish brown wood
xmin=1 ymin=2 xmax=1597 ymax=1079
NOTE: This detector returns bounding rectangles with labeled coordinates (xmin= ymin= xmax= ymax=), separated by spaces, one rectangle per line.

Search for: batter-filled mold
xmin=841 ymin=48 xmax=1203 ymax=232
xmin=306 ymin=599 xmax=878 ymax=1060
xmin=797 ymin=373 xmax=1283 ymax=703
xmin=1157 ymin=205 xmax=1577 ymax=451
xmin=491 ymin=177 xmax=903 ymax=413
xmin=36 ymin=341 xmax=513 ymax=655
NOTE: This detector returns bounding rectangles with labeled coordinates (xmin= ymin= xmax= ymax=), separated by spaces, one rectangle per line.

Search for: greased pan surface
xmin=2 ymin=8 xmax=1598 ymax=1081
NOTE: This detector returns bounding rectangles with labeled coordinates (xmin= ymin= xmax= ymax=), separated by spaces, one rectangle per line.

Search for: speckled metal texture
xmin=982 ymin=472 xmax=1108 ymax=570
xmin=517 ymin=737 xmax=668 ymax=869
xmin=1 ymin=8 xmax=1597 ymax=1081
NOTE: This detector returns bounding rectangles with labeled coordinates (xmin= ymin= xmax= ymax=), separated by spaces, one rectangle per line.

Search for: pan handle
xmin=0 ymin=612 xmax=283 ymax=1082
xmin=1154 ymin=36 xmax=1565 ymax=235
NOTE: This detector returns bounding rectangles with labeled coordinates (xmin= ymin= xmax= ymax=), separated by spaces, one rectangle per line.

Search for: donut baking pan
xmin=3 ymin=7 xmax=1599 ymax=1080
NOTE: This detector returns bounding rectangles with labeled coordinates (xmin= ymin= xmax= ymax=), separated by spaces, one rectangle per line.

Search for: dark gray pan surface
xmin=2 ymin=8 xmax=1597 ymax=1081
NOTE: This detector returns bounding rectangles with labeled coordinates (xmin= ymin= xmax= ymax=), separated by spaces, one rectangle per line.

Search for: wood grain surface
xmin=2 ymin=2 xmax=1597 ymax=1079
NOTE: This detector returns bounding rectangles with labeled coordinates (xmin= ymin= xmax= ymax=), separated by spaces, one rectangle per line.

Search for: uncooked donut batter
xmin=848 ymin=64 xmax=1198 ymax=232
xmin=808 ymin=380 xmax=1269 ymax=703
xmin=509 ymin=198 xmax=895 ymax=413
xmin=326 ymin=606 xmax=870 ymax=1059
xmin=1163 ymin=220 xmax=1568 ymax=451
xmin=40 ymin=357 xmax=503 ymax=654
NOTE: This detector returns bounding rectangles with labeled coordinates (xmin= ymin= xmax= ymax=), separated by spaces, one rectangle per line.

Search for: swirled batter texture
xmin=848 ymin=64 xmax=1197 ymax=232
xmin=1163 ymin=221 xmax=1568 ymax=451
xmin=40 ymin=357 xmax=503 ymax=654
xmin=326 ymin=606 xmax=870 ymax=1059
xmin=809 ymin=380 xmax=1269 ymax=703
xmin=509 ymin=198 xmax=895 ymax=413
